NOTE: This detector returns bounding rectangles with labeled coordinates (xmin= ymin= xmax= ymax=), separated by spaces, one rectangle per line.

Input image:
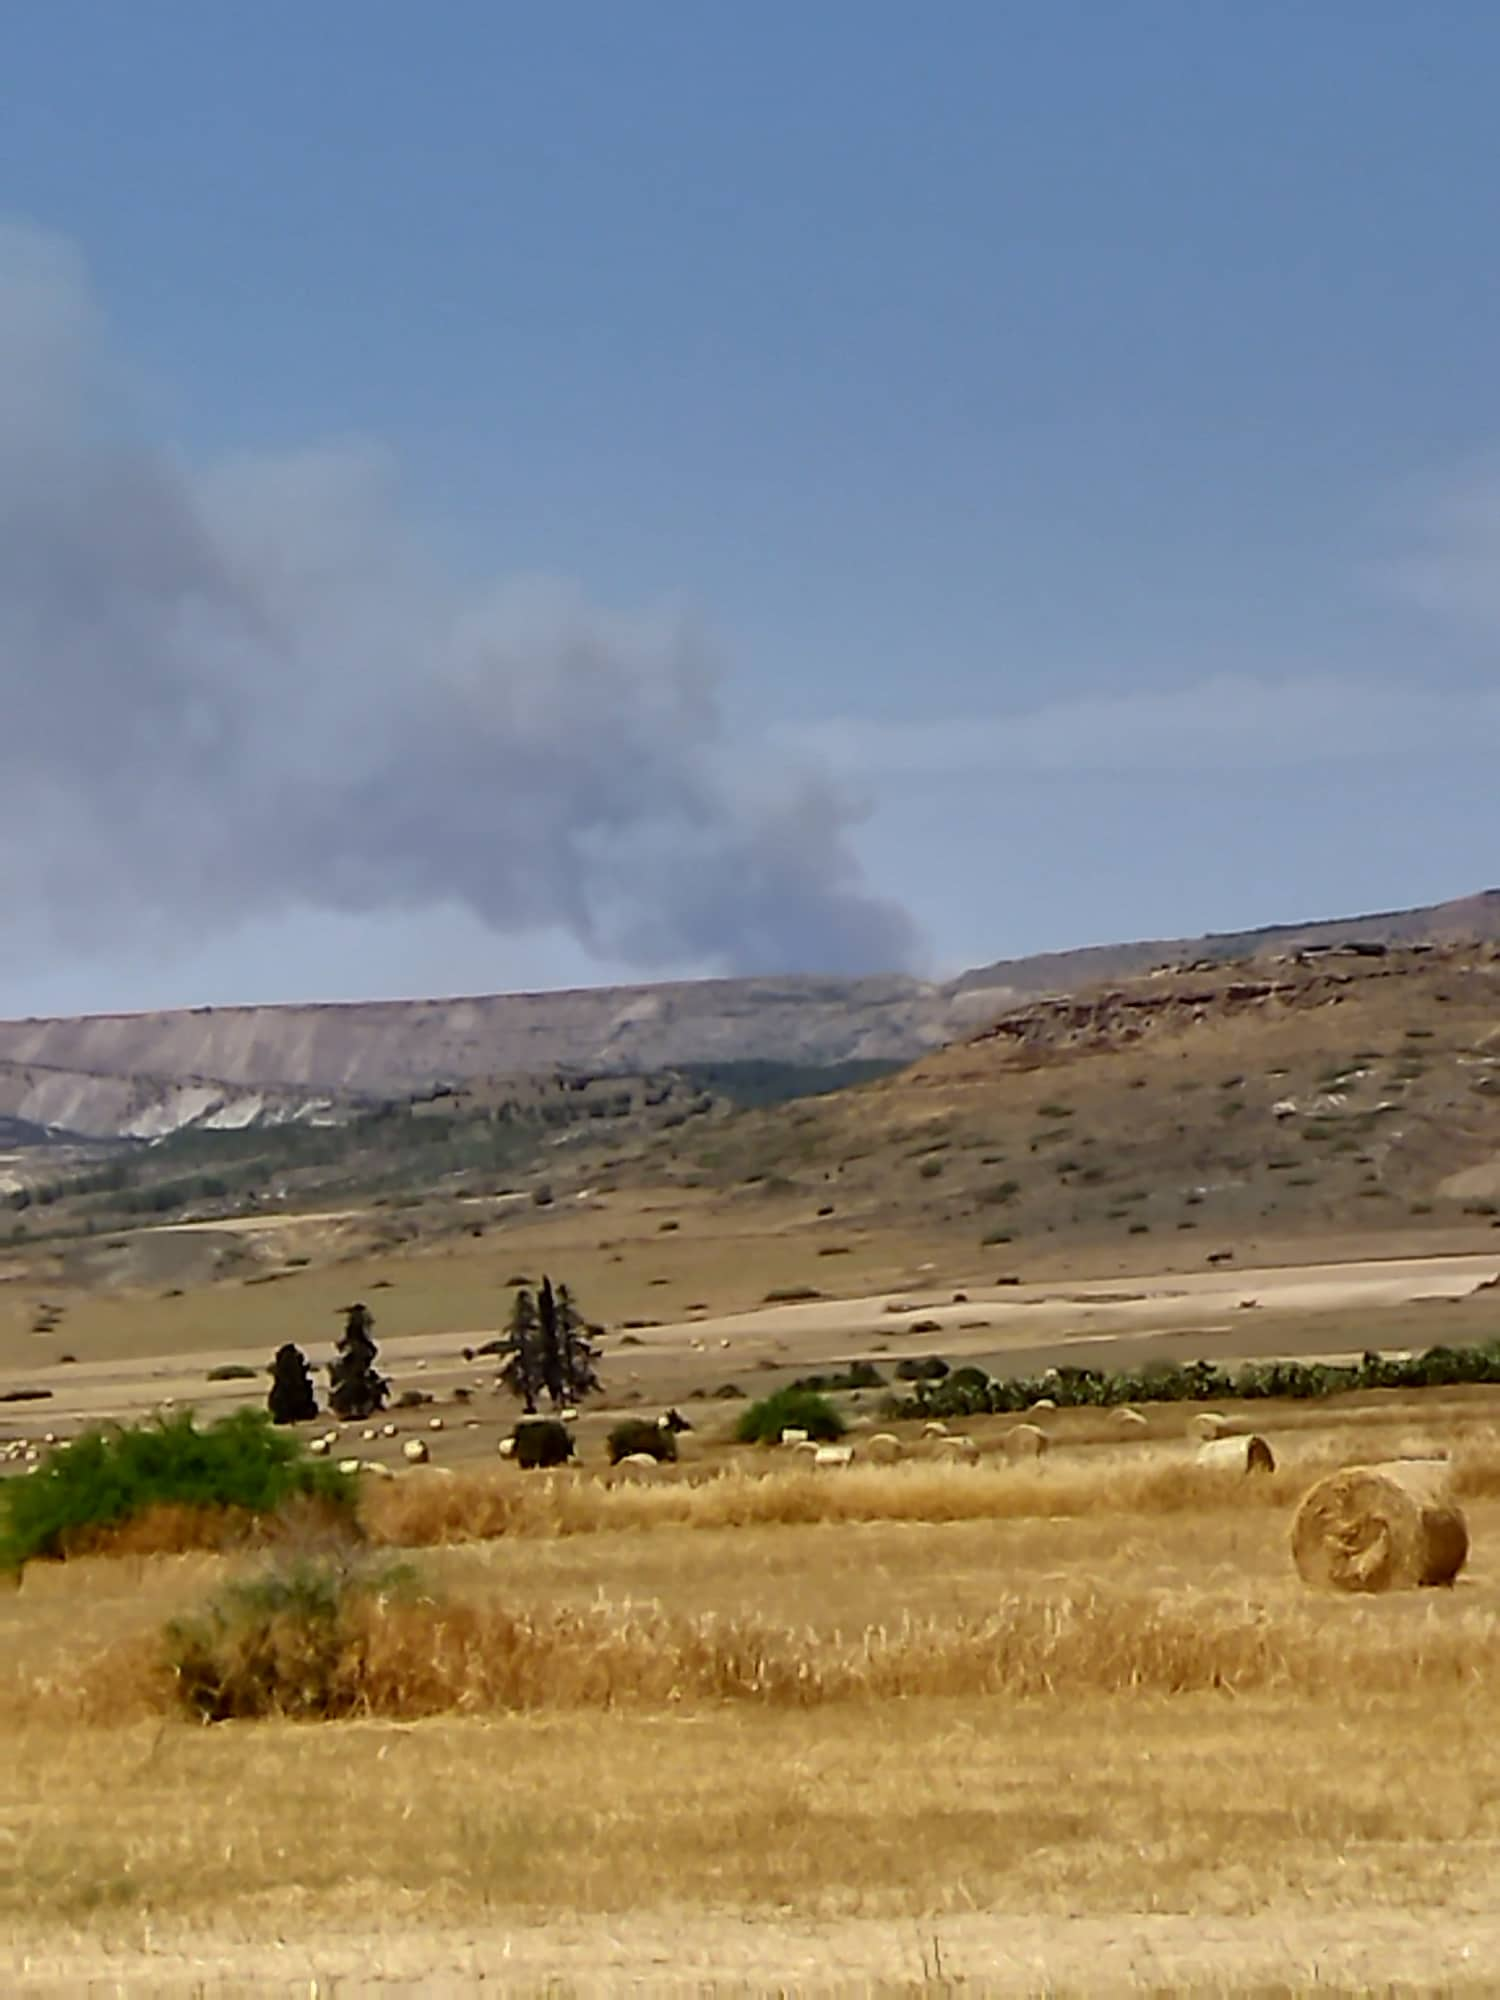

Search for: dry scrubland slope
xmin=11 ymin=1398 xmax=1500 ymax=1989
xmin=665 ymin=941 xmax=1500 ymax=1266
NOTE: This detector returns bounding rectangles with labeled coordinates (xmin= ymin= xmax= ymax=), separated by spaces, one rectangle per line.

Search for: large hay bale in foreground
xmin=1291 ymin=1460 xmax=1468 ymax=1594
xmin=1196 ymin=1433 xmax=1275 ymax=1474
xmin=1002 ymin=1423 xmax=1048 ymax=1460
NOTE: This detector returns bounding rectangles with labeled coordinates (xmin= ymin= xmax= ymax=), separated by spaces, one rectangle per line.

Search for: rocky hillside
xmin=659 ymin=940 xmax=1500 ymax=1260
xmin=2 ymin=888 xmax=1498 ymax=1141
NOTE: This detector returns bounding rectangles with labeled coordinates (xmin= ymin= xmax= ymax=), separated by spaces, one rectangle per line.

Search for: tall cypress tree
xmin=554 ymin=1281 xmax=602 ymax=1405
xmin=498 ymin=1286 xmax=544 ymax=1413
xmin=266 ymin=1341 xmax=318 ymax=1424
xmin=328 ymin=1302 xmax=389 ymax=1420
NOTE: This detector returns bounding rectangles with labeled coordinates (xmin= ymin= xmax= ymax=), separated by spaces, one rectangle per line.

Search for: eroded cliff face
xmin=0 ymin=976 xmax=965 ymax=1139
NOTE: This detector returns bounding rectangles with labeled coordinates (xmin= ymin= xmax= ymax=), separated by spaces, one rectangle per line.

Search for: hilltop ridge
xmin=2 ymin=888 xmax=1498 ymax=1141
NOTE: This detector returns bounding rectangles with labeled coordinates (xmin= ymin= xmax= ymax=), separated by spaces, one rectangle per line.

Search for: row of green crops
xmin=884 ymin=1341 xmax=1500 ymax=1421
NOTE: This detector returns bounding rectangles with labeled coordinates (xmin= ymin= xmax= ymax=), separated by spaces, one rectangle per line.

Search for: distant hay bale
xmin=1189 ymin=1412 xmax=1231 ymax=1442
xmin=813 ymin=1444 xmax=854 ymax=1469
xmin=779 ymin=1428 xmax=810 ymax=1447
xmin=1002 ymin=1423 xmax=1048 ymax=1460
xmin=864 ymin=1432 xmax=902 ymax=1464
xmin=402 ymin=1439 xmax=429 ymax=1465
xmin=1112 ymin=1408 xmax=1148 ymax=1432
xmin=1196 ymin=1433 xmax=1275 ymax=1474
xmin=1291 ymin=1460 xmax=1469 ymax=1594
xmin=1027 ymin=1398 xmax=1057 ymax=1413
xmin=791 ymin=1439 xmax=821 ymax=1458
xmin=922 ymin=1421 xmax=949 ymax=1438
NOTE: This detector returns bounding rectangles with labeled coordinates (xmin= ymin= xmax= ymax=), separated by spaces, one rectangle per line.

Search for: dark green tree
xmin=549 ymin=1279 xmax=602 ymax=1407
xmin=497 ymin=1286 xmax=544 ymax=1413
xmin=266 ymin=1341 xmax=318 ymax=1425
xmin=327 ymin=1302 xmax=389 ymax=1420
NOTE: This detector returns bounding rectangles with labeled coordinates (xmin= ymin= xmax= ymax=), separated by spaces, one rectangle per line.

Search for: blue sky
xmin=2 ymin=3 xmax=1498 ymax=1013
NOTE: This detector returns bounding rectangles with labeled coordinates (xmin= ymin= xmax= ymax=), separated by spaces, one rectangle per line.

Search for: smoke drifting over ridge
xmin=0 ymin=224 xmax=918 ymax=982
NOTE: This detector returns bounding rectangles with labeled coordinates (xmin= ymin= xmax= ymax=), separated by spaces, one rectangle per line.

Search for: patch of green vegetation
xmin=0 ymin=1410 xmax=352 ymax=1571
xmin=893 ymin=1344 xmax=1500 ymax=1421
xmin=734 ymin=1387 xmax=846 ymax=1445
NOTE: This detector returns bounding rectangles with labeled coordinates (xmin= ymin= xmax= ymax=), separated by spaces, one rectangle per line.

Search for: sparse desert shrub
xmin=735 ymin=1388 xmax=845 ymax=1445
xmin=761 ymin=1286 xmax=822 ymax=1303
xmin=917 ymin=1159 xmax=944 ymax=1179
xmin=0 ymin=1409 xmax=353 ymax=1571
xmin=510 ymin=1418 xmax=575 ymax=1469
xmin=607 ymin=1419 xmax=678 ymax=1466
xmin=163 ymin=1549 xmax=419 ymax=1721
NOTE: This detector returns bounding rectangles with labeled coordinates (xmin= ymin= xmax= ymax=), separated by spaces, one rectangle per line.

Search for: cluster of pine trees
xmin=265 ymin=1279 xmax=600 ymax=1425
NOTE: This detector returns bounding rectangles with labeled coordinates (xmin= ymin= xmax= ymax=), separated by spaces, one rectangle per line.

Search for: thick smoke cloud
xmin=0 ymin=223 xmax=918 ymax=979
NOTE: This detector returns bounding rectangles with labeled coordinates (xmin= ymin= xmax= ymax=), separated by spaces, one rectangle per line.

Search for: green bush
xmin=205 ymin=1364 xmax=258 ymax=1382
xmin=510 ymin=1418 xmax=574 ymax=1469
xmin=734 ymin=1388 xmax=846 ymax=1445
xmin=606 ymin=1418 xmax=678 ymax=1465
xmin=0 ymin=1409 xmax=353 ymax=1571
xmin=789 ymin=1361 xmax=884 ymax=1393
xmin=894 ymin=1356 xmax=950 ymax=1382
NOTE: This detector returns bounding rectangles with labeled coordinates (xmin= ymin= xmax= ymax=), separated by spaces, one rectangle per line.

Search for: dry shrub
xmin=1291 ymin=1461 xmax=1470 ymax=1593
xmin=359 ymin=1452 xmax=1324 ymax=1551
xmin=76 ymin=1575 xmax=1500 ymax=1724
xmin=49 ymin=1492 xmax=356 ymax=1563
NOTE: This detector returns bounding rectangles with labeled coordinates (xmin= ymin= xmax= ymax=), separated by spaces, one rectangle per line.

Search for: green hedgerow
xmin=0 ymin=1408 xmax=354 ymax=1572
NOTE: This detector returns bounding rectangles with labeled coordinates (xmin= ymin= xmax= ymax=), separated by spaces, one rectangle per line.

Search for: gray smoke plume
xmin=0 ymin=222 xmax=919 ymax=978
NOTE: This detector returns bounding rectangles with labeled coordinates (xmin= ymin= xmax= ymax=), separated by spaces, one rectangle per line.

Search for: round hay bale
xmin=1196 ymin=1433 xmax=1275 ymax=1474
xmin=1027 ymin=1398 xmax=1057 ymax=1413
xmin=864 ymin=1432 xmax=902 ymax=1464
xmin=1112 ymin=1408 xmax=1148 ymax=1432
xmin=922 ymin=1420 xmax=949 ymax=1438
xmin=1002 ymin=1422 xmax=1048 ymax=1460
xmin=1291 ymin=1460 xmax=1468 ymax=1593
xmin=792 ymin=1438 xmax=820 ymax=1457
xmin=402 ymin=1438 xmax=429 ymax=1465
xmin=1189 ymin=1411 xmax=1230 ymax=1442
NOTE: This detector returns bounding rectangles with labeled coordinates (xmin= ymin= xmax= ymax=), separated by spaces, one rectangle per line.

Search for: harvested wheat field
xmin=10 ymin=1390 xmax=1500 ymax=1994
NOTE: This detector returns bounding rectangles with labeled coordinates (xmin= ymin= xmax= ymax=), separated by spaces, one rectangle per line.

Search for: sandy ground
xmin=2 ymin=1249 xmax=1497 ymax=1460
xmin=13 ymin=1907 xmax=1500 ymax=1995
